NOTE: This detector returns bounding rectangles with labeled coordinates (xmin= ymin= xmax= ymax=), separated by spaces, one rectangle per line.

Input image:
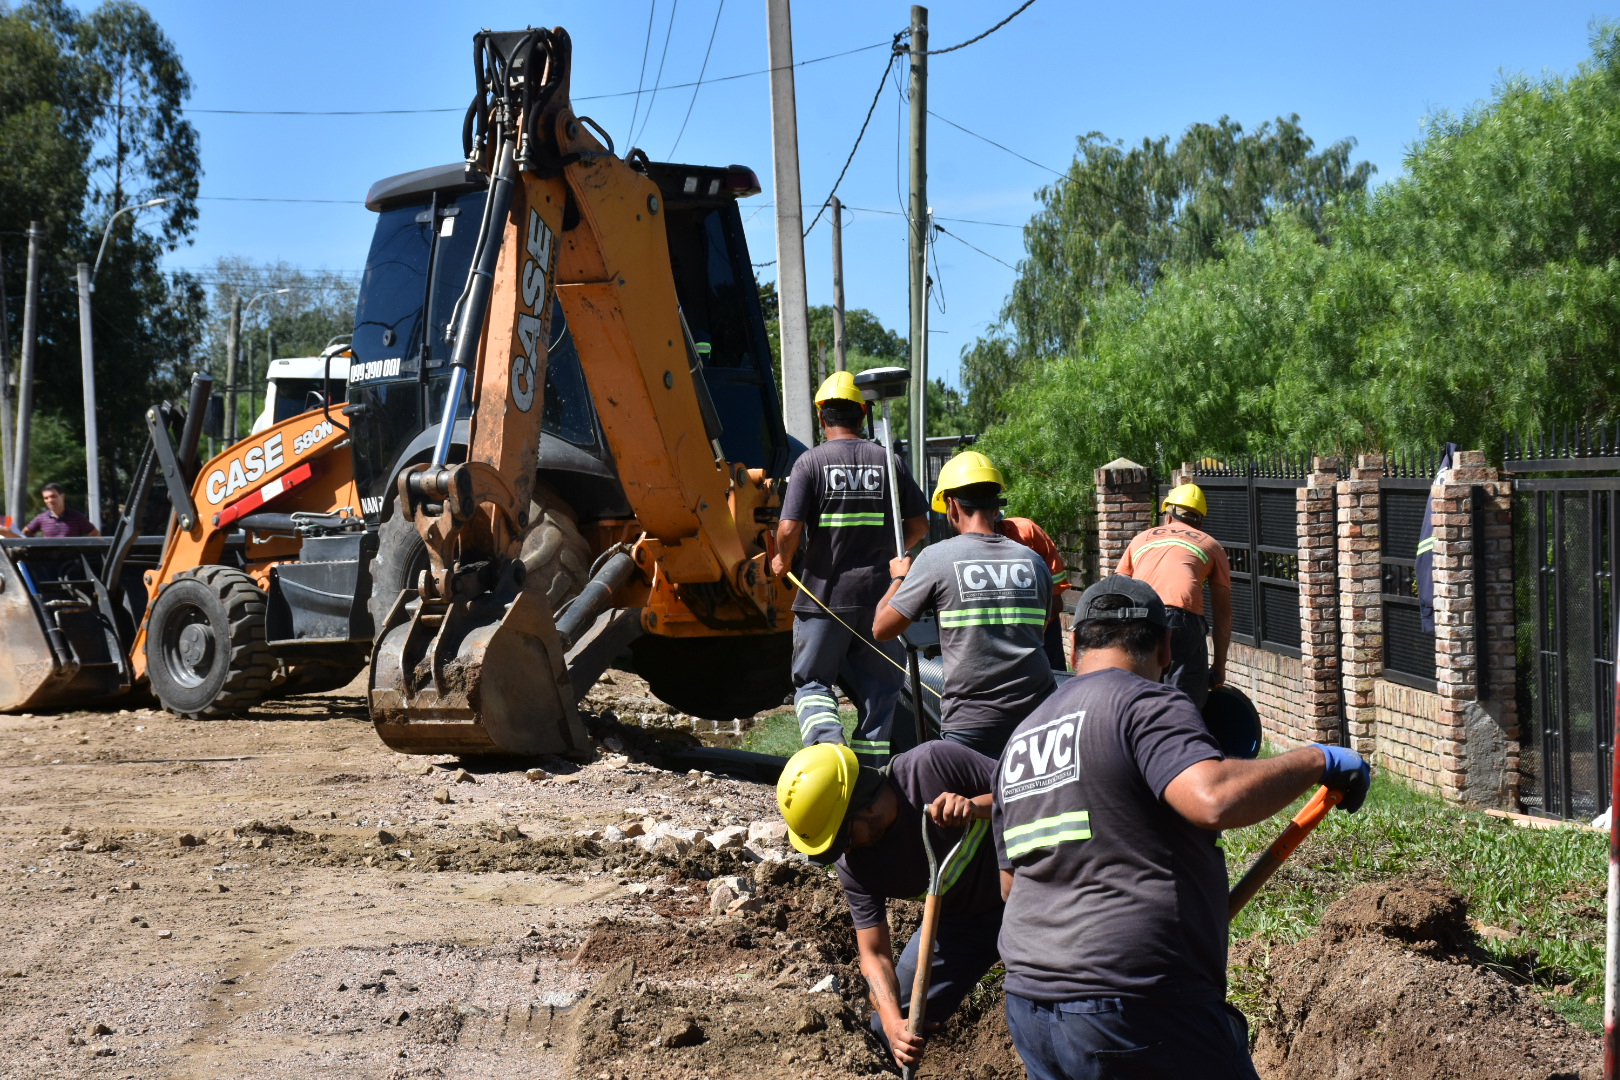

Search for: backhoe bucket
xmin=370 ymin=581 xmax=592 ymax=757
xmin=0 ymin=544 xmax=129 ymax=712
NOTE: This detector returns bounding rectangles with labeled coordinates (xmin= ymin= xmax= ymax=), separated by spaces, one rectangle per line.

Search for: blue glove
xmin=1314 ymin=744 xmax=1370 ymax=813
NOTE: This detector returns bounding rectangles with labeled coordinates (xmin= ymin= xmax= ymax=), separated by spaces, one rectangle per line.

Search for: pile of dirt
xmin=565 ymin=960 xmax=891 ymax=1080
xmin=1239 ymin=879 xmax=1600 ymax=1080
xmin=914 ymin=984 xmax=1022 ymax=1080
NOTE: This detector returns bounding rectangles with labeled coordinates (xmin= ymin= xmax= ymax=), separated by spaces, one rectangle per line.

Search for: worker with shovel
xmin=875 ymin=451 xmax=1056 ymax=757
xmin=992 ymin=576 xmax=1369 ymax=1080
xmin=777 ymin=739 xmax=1005 ymax=1073
xmin=773 ymin=372 xmax=929 ymax=766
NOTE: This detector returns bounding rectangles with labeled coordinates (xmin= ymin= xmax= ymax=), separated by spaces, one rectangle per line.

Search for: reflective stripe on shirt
xmin=1131 ymin=537 xmax=1209 ymax=563
xmin=1003 ymin=810 xmax=1092 ymax=859
xmin=937 ymin=605 xmax=1047 ymax=628
xmin=820 ymin=512 xmax=887 ymax=527
xmin=939 ymin=818 xmax=990 ymax=893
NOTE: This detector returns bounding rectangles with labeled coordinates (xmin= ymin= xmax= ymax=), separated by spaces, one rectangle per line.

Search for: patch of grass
xmin=740 ymin=706 xmax=858 ymax=758
xmin=1225 ymin=771 xmax=1608 ymax=1030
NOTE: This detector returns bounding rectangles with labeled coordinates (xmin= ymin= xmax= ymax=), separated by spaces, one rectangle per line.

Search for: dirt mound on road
xmin=1240 ymin=879 xmax=1600 ymax=1080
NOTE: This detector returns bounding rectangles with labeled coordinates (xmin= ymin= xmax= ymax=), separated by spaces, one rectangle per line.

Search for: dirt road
xmin=0 ymin=674 xmax=947 ymax=1080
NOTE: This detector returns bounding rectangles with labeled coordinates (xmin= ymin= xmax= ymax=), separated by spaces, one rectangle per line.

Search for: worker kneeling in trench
xmin=777 ymin=740 xmax=1002 ymax=1071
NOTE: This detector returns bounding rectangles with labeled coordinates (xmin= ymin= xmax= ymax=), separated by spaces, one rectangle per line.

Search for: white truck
xmin=249 ymin=354 xmax=351 ymax=435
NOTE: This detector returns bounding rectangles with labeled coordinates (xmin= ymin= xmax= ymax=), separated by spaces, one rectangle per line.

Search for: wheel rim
xmin=160 ymin=602 xmax=215 ymax=689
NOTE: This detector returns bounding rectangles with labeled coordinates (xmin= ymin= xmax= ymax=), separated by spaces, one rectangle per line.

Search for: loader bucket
xmin=0 ymin=546 xmax=128 ymax=712
xmin=370 ymin=581 xmax=592 ymax=757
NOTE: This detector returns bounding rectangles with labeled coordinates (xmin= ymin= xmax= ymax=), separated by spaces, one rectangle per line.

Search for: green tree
xmin=979 ymin=24 xmax=1620 ymax=529
xmin=962 ymin=114 xmax=1373 ymax=430
xmin=0 ymin=0 xmax=202 ymax=519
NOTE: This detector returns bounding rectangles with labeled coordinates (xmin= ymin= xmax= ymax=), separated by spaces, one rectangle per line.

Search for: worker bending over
xmin=773 ymin=372 xmax=929 ymax=765
xmin=996 ymin=513 xmax=1069 ymax=670
xmin=875 ymin=451 xmax=1055 ymax=757
xmin=1118 ymin=482 xmax=1231 ymax=708
xmin=778 ymin=740 xmax=1004 ymax=1072
xmin=993 ymin=576 xmax=1369 ymax=1079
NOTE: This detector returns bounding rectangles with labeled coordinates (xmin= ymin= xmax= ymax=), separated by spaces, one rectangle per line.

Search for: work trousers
xmin=791 ymin=610 xmax=907 ymax=767
xmin=1005 ymin=993 xmax=1261 ymax=1080
xmin=1164 ymin=607 xmax=1210 ymax=710
xmin=870 ymin=906 xmax=1004 ymax=1055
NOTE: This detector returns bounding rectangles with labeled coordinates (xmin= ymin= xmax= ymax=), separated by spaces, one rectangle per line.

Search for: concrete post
xmin=766 ymin=0 xmax=814 ymax=446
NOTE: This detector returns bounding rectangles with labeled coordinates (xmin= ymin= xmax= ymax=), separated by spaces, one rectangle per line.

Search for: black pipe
xmin=178 ymin=372 xmax=213 ymax=482
xmin=556 ymin=550 xmax=635 ymax=648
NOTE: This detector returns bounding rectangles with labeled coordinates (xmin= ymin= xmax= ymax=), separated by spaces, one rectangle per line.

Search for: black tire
xmin=367 ymin=481 xmax=592 ymax=637
xmin=630 ymin=631 xmax=793 ymax=720
xmin=145 ymin=566 xmax=276 ymax=718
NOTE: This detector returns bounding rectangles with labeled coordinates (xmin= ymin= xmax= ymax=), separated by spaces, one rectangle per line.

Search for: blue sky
xmin=140 ymin=0 xmax=1612 ymax=387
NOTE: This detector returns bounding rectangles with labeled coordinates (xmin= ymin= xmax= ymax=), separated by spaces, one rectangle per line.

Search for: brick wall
xmin=1094 ymin=459 xmax=1154 ymax=575
xmin=1222 ymin=642 xmax=1312 ymax=747
xmin=1372 ymin=678 xmax=1446 ymax=794
xmin=1338 ymin=455 xmax=1384 ymax=758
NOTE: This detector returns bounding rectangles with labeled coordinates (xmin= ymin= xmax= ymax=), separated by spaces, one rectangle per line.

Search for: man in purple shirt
xmin=22 ymin=484 xmax=98 ymax=538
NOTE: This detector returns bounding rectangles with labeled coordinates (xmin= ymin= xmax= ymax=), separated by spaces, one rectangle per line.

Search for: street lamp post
xmin=241 ymin=288 xmax=290 ymax=432
xmin=78 ymin=197 xmax=170 ymax=530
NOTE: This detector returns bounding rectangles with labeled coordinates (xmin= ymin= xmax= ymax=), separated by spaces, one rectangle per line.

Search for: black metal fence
xmin=1176 ymin=457 xmax=1313 ymax=656
xmin=1381 ymin=451 xmax=1443 ymax=689
xmin=1507 ymin=425 xmax=1619 ymax=820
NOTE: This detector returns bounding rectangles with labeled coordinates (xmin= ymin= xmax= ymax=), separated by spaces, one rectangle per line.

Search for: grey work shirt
xmin=992 ymin=667 xmax=1226 ymax=1003
xmin=780 ymin=438 xmax=928 ymax=615
xmin=837 ymin=741 xmax=1002 ymax=931
xmin=888 ymin=532 xmax=1056 ymax=731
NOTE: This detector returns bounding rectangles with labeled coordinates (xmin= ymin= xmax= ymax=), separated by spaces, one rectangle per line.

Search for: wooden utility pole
xmin=907 ymin=4 xmax=928 ymax=481
xmin=0 ymin=237 xmax=14 ymax=519
xmin=830 ymin=195 xmax=847 ymax=372
xmin=10 ymin=222 xmax=42 ymax=526
xmin=225 ymin=290 xmax=241 ymax=444
xmin=766 ymin=0 xmax=814 ymax=445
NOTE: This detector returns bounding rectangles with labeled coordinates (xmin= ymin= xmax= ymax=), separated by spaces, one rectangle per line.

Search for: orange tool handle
xmin=1228 ymin=786 xmax=1343 ymax=919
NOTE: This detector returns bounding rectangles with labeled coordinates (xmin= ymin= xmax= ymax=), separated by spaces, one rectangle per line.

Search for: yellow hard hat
xmin=1161 ymin=482 xmax=1208 ymax=517
xmin=778 ymin=743 xmax=859 ymax=858
xmin=814 ymin=371 xmax=866 ymax=409
xmin=931 ymin=450 xmax=1006 ymax=513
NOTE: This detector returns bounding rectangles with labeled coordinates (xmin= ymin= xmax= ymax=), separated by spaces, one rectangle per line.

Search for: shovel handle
xmin=899 ymin=891 xmax=942 ymax=1078
xmin=1228 ymin=785 xmax=1343 ymax=920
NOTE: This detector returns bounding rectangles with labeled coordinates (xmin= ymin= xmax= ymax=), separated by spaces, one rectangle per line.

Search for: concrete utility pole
xmin=830 ymin=195 xmax=847 ymax=373
xmin=76 ymin=263 xmax=101 ymax=530
xmin=0 ymin=237 xmax=14 ymax=519
xmin=224 ymin=290 xmax=241 ymax=444
xmin=766 ymin=0 xmax=814 ymax=446
xmin=907 ymin=4 xmax=928 ymax=482
xmin=10 ymin=222 xmax=42 ymax=527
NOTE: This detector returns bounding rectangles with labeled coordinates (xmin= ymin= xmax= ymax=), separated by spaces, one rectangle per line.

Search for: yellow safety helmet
xmin=814 ymin=371 xmax=866 ymax=409
xmin=1161 ymin=482 xmax=1208 ymax=518
xmin=777 ymin=743 xmax=860 ymax=858
xmin=931 ymin=450 xmax=1006 ymax=514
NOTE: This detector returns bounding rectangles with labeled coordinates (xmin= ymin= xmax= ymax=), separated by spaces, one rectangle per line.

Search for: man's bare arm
xmin=1162 ymin=747 xmax=1325 ymax=831
xmin=1000 ymin=868 xmax=1015 ymax=901
xmin=771 ymin=518 xmax=803 ymax=578
xmin=873 ymin=556 xmax=913 ymax=641
xmin=902 ymin=514 xmax=929 ymax=551
xmin=1210 ymin=579 xmax=1233 ymax=683
xmin=855 ymin=923 xmax=926 ymax=1066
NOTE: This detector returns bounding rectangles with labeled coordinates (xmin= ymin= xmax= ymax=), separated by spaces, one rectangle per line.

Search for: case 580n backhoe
xmin=361 ymin=25 xmax=798 ymax=756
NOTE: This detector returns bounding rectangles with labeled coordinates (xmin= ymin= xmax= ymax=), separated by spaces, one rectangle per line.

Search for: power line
xmin=168 ymin=41 xmax=891 ymax=117
xmin=669 ymin=0 xmax=724 ymax=159
xmin=626 ymin=0 xmax=660 ymax=148
xmin=803 ymin=41 xmax=901 ymax=239
xmin=922 ymin=0 xmax=1040 ymax=55
xmin=934 ymin=224 xmax=1018 ymax=270
xmin=632 ymin=0 xmax=681 ymax=149
xmin=195 ymin=195 xmax=358 ymax=204
xmin=928 ymin=110 xmax=1064 ymax=178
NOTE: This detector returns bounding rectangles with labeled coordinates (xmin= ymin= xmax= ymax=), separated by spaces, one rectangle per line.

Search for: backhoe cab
xmin=365 ymin=26 xmax=796 ymax=756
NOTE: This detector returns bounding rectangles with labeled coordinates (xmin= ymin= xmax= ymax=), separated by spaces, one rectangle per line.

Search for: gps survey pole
xmin=854 ymin=366 xmax=929 ymax=747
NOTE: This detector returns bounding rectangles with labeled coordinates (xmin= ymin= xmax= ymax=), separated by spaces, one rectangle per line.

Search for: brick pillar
xmin=1293 ymin=457 xmax=1341 ymax=747
xmin=1094 ymin=458 xmax=1153 ymax=576
xmin=1337 ymin=454 xmax=1383 ymax=757
xmin=1430 ymin=450 xmax=1517 ymax=808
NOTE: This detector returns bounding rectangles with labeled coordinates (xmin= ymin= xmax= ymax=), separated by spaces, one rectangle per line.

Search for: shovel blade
xmin=0 ymin=551 xmax=125 ymax=712
xmin=370 ymin=585 xmax=591 ymax=757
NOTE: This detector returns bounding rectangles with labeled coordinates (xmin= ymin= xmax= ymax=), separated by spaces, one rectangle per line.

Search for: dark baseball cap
xmin=1074 ymin=575 xmax=1170 ymax=628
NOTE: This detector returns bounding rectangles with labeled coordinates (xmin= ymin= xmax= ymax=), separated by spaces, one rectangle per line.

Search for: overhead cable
xmin=632 ymin=0 xmax=681 ymax=149
xmin=803 ymin=39 xmax=902 ymax=239
xmin=921 ymin=0 xmax=1040 ymax=55
xmin=934 ymin=224 xmax=1017 ymax=270
xmin=668 ymin=0 xmax=725 ymax=158
xmin=626 ymin=0 xmax=660 ymax=148
xmin=168 ymin=42 xmax=891 ymax=116
xmin=927 ymin=110 xmax=1064 ymax=177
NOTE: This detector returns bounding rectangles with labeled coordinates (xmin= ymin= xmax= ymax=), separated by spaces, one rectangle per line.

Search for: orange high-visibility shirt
xmin=1117 ymin=522 xmax=1230 ymax=614
xmin=997 ymin=517 xmax=1069 ymax=595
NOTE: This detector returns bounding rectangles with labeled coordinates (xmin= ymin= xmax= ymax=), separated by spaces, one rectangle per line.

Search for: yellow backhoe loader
xmin=367 ymin=26 xmax=797 ymax=756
